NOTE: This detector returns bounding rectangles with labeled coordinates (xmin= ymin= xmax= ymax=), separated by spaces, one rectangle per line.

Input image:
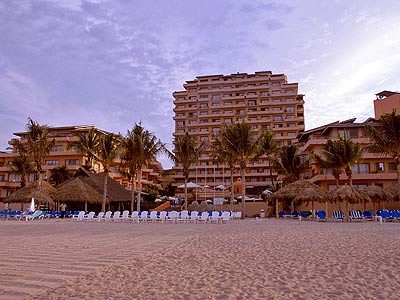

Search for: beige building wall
xmin=373 ymin=91 xmax=400 ymax=118
xmin=172 ymin=71 xmax=305 ymax=197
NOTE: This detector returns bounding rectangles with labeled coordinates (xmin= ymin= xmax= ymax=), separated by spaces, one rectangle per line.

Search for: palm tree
xmin=25 ymin=117 xmax=55 ymax=182
xmin=76 ymin=127 xmax=100 ymax=169
xmin=273 ymin=144 xmax=309 ymax=184
xmin=172 ymin=132 xmax=204 ymax=210
xmin=9 ymin=149 xmax=33 ymax=188
xmin=210 ymin=134 xmax=237 ymax=210
xmin=257 ymin=130 xmax=279 ymax=188
xmin=315 ymin=139 xmax=344 ymax=187
xmin=92 ymin=133 xmax=120 ymax=212
xmin=120 ymin=123 xmax=165 ymax=212
xmin=214 ymin=121 xmax=259 ymax=217
xmin=49 ymin=165 xmax=71 ymax=185
xmin=366 ymin=110 xmax=400 ymax=184
xmin=340 ymin=135 xmax=364 ymax=185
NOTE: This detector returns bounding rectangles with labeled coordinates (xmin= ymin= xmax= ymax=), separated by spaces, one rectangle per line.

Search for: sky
xmin=1 ymin=0 xmax=399 ymax=169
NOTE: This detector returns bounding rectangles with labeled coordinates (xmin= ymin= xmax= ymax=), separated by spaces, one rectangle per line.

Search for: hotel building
xmin=373 ymin=90 xmax=400 ymax=118
xmin=172 ymin=71 xmax=305 ymax=196
xmin=0 ymin=125 xmax=163 ymax=202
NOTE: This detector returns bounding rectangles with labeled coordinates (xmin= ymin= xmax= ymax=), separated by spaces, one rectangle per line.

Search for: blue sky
xmin=1 ymin=0 xmax=399 ymax=169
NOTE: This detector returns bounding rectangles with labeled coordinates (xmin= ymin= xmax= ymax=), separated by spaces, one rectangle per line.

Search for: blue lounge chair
xmin=377 ymin=210 xmax=392 ymax=222
xmin=363 ymin=211 xmax=373 ymax=221
xmin=315 ymin=210 xmax=327 ymax=221
xmin=332 ymin=210 xmax=345 ymax=221
xmin=349 ymin=210 xmax=363 ymax=221
xmin=25 ymin=210 xmax=46 ymax=221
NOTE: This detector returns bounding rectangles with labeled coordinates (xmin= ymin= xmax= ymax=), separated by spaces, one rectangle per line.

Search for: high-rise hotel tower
xmin=172 ymin=71 xmax=305 ymax=195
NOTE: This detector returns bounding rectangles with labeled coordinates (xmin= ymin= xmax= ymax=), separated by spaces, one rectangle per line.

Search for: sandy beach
xmin=0 ymin=218 xmax=399 ymax=300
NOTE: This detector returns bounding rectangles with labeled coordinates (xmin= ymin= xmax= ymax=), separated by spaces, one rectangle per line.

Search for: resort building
xmin=172 ymin=71 xmax=305 ymax=197
xmin=0 ymin=125 xmax=163 ymax=202
xmin=297 ymin=118 xmax=397 ymax=191
xmin=373 ymin=90 xmax=400 ymax=118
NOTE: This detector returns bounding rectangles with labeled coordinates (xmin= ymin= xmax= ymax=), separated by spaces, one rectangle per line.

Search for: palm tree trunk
xmin=184 ymin=175 xmax=188 ymax=210
xmin=102 ymin=173 xmax=108 ymax=212
xmin=130 ymin=176 xmax=135 ymax=212
xmin=230 ymin=167 xmax=234 ymax=211
xmin=240 ymin=167 xmax=246 ymax=219
xmin=137 ymin=170 xmax=142 ymax=212
xmin=267 ymin=157 xmax=275 ymax=188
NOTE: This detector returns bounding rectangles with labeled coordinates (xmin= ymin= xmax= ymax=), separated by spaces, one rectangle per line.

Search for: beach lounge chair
xmin=149 ymin=211 xmax=158 ymax=222
xmin=221 ymin=211 xmax=231 ymax=223
xmin=332 ymin=210 xmax=345 ymax=222
xmin=177 ymin=210 xmax=189 ymax=223
xmin=188 ymin=211 xmax=198 ymax=223
xmin=96 ymin=212 xmax=105 ymax=222
xmin=315 ymin=210 xmax=327 ymax=221
xmin=166 ymin=211 xmax=177 ymax=223
xmin=210 ymin=211 xmax=221 ymax=223
xmin=83 ymin=211 xmax=96 ymax=221
xmin=197 ymin=211 xmax=209 ymax=223
xmin=157 ymin=211 xmax=167 ymax=222
xmin=362 ymin=210 xmax=373 ymax=221
xmin=112 ymin=211 xmax=121 ymax=222
xmin=349 ymin=210 xmax=364 ymax=221
xmin=377 ymin=210 xmax=392 ymax=222
xmin=139 ymin=211 xmax=149 ymax=222
xmin=392 ymin=210 xmax=400 ymax=221
xmin=102 ymin=211 xmax=112 ymax=222
xmin=72 ymin=211 xmax=85 ymax=221
xmin=119 ymin=210 xmax=130 ymax=222
xmin=233 ymin=211 xmax=242 ymax=220
xmin=278 ymin=211 xmax=286 ymax=218
xmin=25 ymin=210 xmax=46 ymax=221
xmin=130 ymin=211 xmax=139 ymax=223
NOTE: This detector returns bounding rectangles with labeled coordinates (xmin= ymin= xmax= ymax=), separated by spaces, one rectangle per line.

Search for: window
xmin=177 ymin=129 xmax=184 ymax=133
xmin=248 ymin=100 xmax=256 ymax=106
xmin=0 ymin=175 xmax=4 ymax=182
xmin=389 ymin=163 xmax=397 ymax=171
xmin=200 ymin=128 xmax=208 ymax=132
xmin=200 ymin=95 xmax=208 ymax=99
xmin=189 ymin=96 xmax=197 ymax=100
xmin=45 ymin=160 xmax=58 ymax=166
xmin=376 ymin=162 xmax=384 ymax=172
xmin=287 ymin=123 xmax=296 ymax=128
xmin=248 ymin=108 xmax=257 ymax=112
xmin=286 ymin=115 xmax=296 ymax=120
xmin=176 ymin=113 xmax=184 ymax=117
xmin=52 ymin=145 xmax=63 ymax=152
xmin=199 ymin=104 xmax=208 ymax=108
xmin=177 ymin=97 xmax=185 ymax=101
xmin=199 ymin=119 xmax=208 ymax=124
xmin=273 ymin=107 xmax=281 ymax=111
xmin=286 ymin=98 xmax=295 ymax=103
xmin=8 ymin=174 xmax=21 ymax=182
xmin=338 ymin=129 xmax=358 ymax=138
xmin=212 ymin=111 xmax=220 ymax=115
xmin=260 ymin=100 xmax=269 ymax=104
xmin=70 ymin=145 xmax=79 ymax=151
xmin=272 ymin=99 xmax=280 ymax=103
xmin=212 ymin=128 xmax=220 ymax=133
xmin=247 ymin=92 xmax=257 ymax=96
xmin=261 ymin=116 xmax=270 ymax=121
xmin=29 ymin=173 xmax=37 ymax=182
xmin=212 ymin=95 xmax=220 ymax=100
xmin=200 ymin=136 xmax=209 ymax=142
xmin=272 ymin=82 xmax=280 ymax=86
xmin=286 ymin=106 xmax=295 ymax=112
xmin=224 ymin=118 xmax=232 ymax=123
xmin=273 ymin=116 xmax=282 ymax=121
xmin=352 ymin=163 xmax=370 ymax=174
xmin=288 ymin=132 xmax=296 ymax=136
xmin=236 ymin=109 xmax=245 ymax=115
xmin=66 ymin=159 xmax=79 ymax=166
xmin=262 ymin=125 xmax=270 ymax=130
xmin=224 ymin=110 xmax=233 ymax=114
xmin=274 ymin=124 xmax=283 ymax=128
xmin=177 ymin=121 xmax=185 ymax=126
xmin=271 ymin=91 xmax=281 ymax=95
xmin=260 ymin=91 xmax=269 ymax=96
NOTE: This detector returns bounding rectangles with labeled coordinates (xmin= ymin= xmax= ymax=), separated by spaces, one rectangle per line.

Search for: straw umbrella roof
xmin=293 ymin=187 xmax=328 ymax=206
xmin=53 ymin=177 xmax=103 ymax=204
xmin=330 ymin=184 xmax=370 ymax=204
xmin=272 ymin=179 xmax=326 ymax=202
xmin=5 ymin=181 xmax=56 ymax=205
xmin=383 ymin=183 xmax=400 ymax=201
xmin=364 ymin=184 xmax=393 ymax=203
xmin=83 ymin=172 xmax=131 ymax=202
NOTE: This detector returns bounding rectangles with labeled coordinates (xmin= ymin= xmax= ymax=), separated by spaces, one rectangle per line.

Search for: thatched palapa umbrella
xmin=330 ymin=184 xmax=370 ymax=221
xmin=384 ymin=183 xmax=400 ymax=202
xmin=364 ymin=184 xmax=393 ymax=213
xmin=5 ymin=181 xmax=56 ymax=209
xmin=272 ymin=179 xmax=327 ymax=218
xmin=53 ymin=177 xmax=103 ymax=211
xmin=293 ymin=187 xmax=328 ymax=219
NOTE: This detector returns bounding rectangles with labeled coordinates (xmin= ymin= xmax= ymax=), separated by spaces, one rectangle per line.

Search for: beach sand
xmin=0 ymin=218 xmax=399 ymax=300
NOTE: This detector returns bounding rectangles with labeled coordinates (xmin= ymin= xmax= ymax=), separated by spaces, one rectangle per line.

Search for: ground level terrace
xmin=0 ymin=219 xmax=399 ymax=299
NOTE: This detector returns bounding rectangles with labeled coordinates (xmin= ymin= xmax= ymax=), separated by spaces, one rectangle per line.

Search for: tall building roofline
xmin=376 ymin=90 xmax=400 ymax=99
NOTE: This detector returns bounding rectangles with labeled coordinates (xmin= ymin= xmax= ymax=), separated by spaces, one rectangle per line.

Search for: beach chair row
xmin=72 ymin=210 xmax=241 ymax=223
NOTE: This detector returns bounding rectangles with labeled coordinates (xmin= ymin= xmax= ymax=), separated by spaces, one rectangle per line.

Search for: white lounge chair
xmin=149 ymin=211 xmax=158 ymax=222
xmin=96 ymin=212 xmax=105 ymax=222
xmin=188 ymin=211 xmax=198 ymax=223
xmin=83 ymin=211 xmax=95 ymax=221
xmin=102 ymin=211 xmax=112 ymax=222
xmin=166 ymin=211 xmax=177 ymax=223
xmin=130 ymin=211 xmax=139 ymax=223
xmin=210 ymin=211 xmax=221 ymax=224
xmin=139 ymin=211 xmax=148 ymax=222
xmin=197 ymin=211 xmax=209 ymax=223
xmin=221 ymin=211 xmax=231 ymax=223
xmin=72 ymin=211 xmax=85 ymax=221
xmin=232 ymin=211 xmax=242 ymax=220
xmin=158 ymin=211 xmax=167 ymax=222
xmin=119 ymin=210 xmax=130 ymax=222
xmin=112 ymin=211 xmax=121 ymax=222
xmin=177 ymin=210 xmax=189 ymax=223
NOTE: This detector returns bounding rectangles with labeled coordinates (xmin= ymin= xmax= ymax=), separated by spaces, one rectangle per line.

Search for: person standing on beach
xmin=60 ymin=203 xmax=67 ymax=218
